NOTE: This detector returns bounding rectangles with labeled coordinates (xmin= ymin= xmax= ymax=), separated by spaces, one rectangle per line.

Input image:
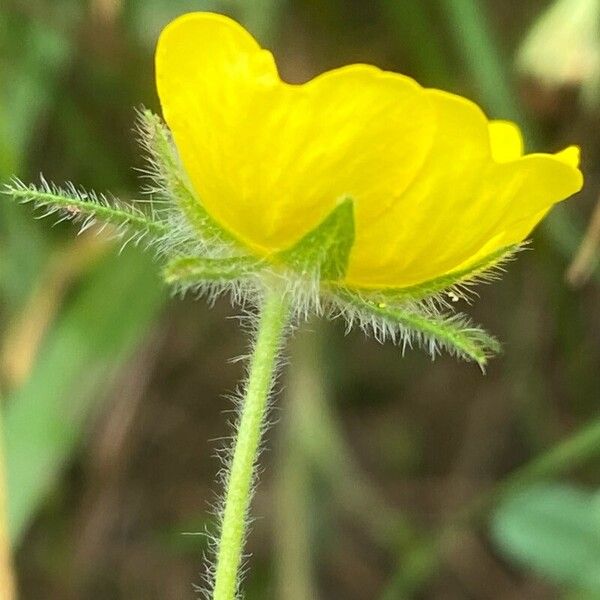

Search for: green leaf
xmin=4 ymin=249 xmax=165 ymax=545
xmin=336 ymin=291 xmax=500 ymax=368
xmin=491 ymin=484 xmax=600 ymax=593
xmin=276 ymin=197 xmax=355 ymax=281
xmin=163 ymin=255 xmax=263 ymax=285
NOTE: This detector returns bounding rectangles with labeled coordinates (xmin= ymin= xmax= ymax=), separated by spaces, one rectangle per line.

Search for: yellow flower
xmin=155 ymin=12 xmax=583 ymax=290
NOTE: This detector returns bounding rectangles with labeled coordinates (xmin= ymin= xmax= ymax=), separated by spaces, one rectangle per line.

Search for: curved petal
xmin=346 ymin=89 xmax=493 ymax=287
xmin=489 ymin=120 xmax=524 ymax=162
xmin=554 ymin=145 xmax=580 ymax=168
xmin=344 ymin=86 xmax=582 ymax=289
xmin=156 ymin=12 xmax=437 ymax=255
xmin=455 ymin=152 xmax=583 ymax=262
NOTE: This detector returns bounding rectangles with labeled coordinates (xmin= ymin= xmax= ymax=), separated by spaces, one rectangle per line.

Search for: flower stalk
xmin=212 ymin=282 xmax=290 ymax=600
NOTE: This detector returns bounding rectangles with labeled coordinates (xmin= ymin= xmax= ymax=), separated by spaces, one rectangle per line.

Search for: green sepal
xmin=163 ymin=255 xmax=263 ymax=286
xmin=337 ymin=290 xmax=501 ymax=368
xmin=275 ymin=196 xmax=355 ymax=281
xmin=333 ymin=245 xmax=519 ymax=304
xmin=4 ymin=178 xmax=168 ymax=240
xmin=138 ymin=109 xmax=238 ymax=246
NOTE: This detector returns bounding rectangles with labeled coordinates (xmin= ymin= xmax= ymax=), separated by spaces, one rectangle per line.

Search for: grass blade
xmin=4 ymin=249 xmax=164 ymax=545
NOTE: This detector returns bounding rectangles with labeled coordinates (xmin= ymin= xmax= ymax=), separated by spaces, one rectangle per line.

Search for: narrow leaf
xmin=276 ymin=196 xmax=355 ymax=281
xmin=5 ymin=249 xmax=165 ymax=545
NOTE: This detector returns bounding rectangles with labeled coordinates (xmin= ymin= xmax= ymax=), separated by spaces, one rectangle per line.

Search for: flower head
xmin=6 ymin=11 xmax=583 ymax=367
xmin=155 ymin=11 xmax=582 ymax=291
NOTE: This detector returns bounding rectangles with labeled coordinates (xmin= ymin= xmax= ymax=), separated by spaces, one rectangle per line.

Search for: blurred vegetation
xmin=0 ymin=0 xmax=599 ymax=598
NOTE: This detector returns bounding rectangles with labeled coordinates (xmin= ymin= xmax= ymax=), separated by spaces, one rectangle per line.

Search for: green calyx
xmin=2 ymin=109 xmax=506 ymax=366
xmin=325 ymin=245 xmax=521 ymax=313
xmin=164 ymin=255 xmax=263 ymax=285
xmin=334 ymin=289 xmax=501 ymax=368
xmin=140 ymin=109 xmax=357 ymax=285
xmin=4 ymin=177 xmax=169 ymax=242
xmin=162 ymin=196 xmax=356 ymax=288
xmin=137 ymin=109 xmax=237 ymax=246
xmin=274 ymin=196 xmax=355 ymax=281
xmin=341 ymin=245 xmax=520 ymax=304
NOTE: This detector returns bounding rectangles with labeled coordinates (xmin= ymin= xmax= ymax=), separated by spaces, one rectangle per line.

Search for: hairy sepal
xmin=4 ymin=177 xmax=168 ymax=247
xmin=333 ymin=290 xmax=501 ymax=369
xmin=136 ymin=109 xmax=238 ymax=248
xmin=164 ymin=255 xmax=263 ymax=286
xmin=275 ymin=196 xmax=355 ymax=282
xmin=334 ymin=245 xmax=521 ymax=307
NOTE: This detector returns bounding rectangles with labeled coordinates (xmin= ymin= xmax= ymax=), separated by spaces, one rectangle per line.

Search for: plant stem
xmin=275 ymin=333 xmax=318 ymax=600
xmin=213 ymin=284 xmax=290 ymax=600
xmin=0 ymin=406 xmax=16 ymax=600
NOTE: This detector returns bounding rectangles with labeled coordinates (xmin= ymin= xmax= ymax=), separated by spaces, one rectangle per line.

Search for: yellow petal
xmin=347 ymin=89 xmax=492 ymax=287
xmin=156 ymin=12 xmax=436 ymax=255
xmin=345 ymin=100 xmax=582 ymax=288
xmin=489 ymin=120 xmax=524 ymax=162
xmin=460 ymin=152 xmax=583 ymax=260
xmin=554 ymin=145 xmax=580 ymax=168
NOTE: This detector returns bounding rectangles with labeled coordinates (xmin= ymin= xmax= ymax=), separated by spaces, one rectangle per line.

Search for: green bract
xmin=275 ymin=196 xmax=355 ymax=281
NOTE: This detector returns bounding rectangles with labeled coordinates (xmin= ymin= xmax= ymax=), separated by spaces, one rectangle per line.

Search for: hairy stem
xmin=213 ymin=285 xmax=290 ymax=600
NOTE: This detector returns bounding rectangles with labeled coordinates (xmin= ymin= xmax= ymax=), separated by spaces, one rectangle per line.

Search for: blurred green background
xmin=1 ymin=0 xmax=599 ymax=598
